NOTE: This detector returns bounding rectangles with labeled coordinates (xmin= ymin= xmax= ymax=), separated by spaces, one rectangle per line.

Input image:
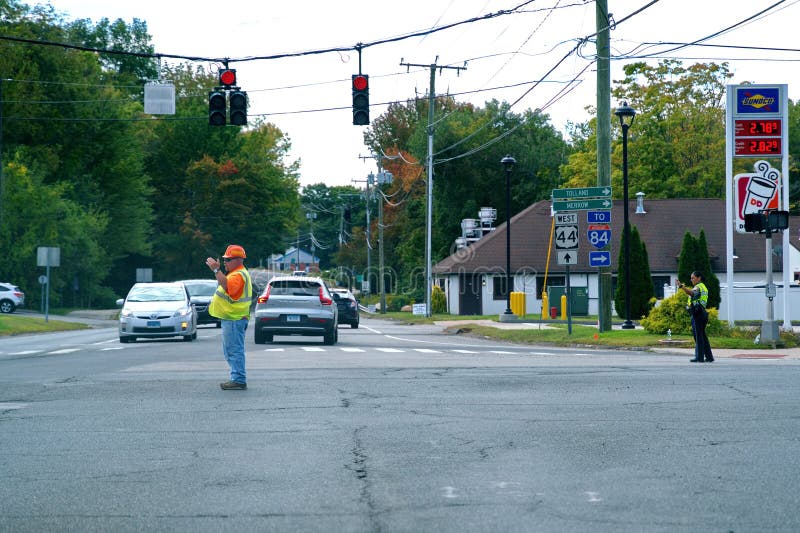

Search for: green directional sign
xmin=552 ymin=198 xmax=613 ymax=212
xmin=551 ymin=186 xmax=612 ymax=200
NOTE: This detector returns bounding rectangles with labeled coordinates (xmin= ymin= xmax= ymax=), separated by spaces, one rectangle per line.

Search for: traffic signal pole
xmin=400 ymin=60 xmax=466 ymax=317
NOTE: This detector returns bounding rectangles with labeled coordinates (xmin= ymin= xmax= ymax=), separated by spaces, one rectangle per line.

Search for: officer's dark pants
xmin=691 ymin=310 xmax=713 ymax=361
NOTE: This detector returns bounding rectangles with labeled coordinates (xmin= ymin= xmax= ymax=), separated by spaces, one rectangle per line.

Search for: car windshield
xmin=268 ymin=280 xmax=321 ymax=297
xmin=127 ymin=285 xmax=185 ymax=302
xmin=184 ymin=282 xmax=217 ymax=297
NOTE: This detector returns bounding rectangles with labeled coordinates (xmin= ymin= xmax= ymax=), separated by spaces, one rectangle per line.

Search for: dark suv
xmin=180 ymin=280 xmax=222 ymax=327
xmin=253 ymin=276 xmax=338 ymax=344
xmin=331 ymin=288 xmax=359 ymax=328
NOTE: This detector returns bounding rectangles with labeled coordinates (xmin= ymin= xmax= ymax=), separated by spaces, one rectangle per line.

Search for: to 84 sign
xmin=587 ymin=224 xmax=611 ymax=249
xmin=555 ymin=225 xmax=579 ymax=249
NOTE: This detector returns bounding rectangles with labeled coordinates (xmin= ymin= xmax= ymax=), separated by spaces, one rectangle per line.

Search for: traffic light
xmin=744 ymin=210 xmax=789 ymax=233
xmin=352 ymin=74 xmax=369 ymax=125
xmin=219 ymin=69 xmax=237 ymax=88
xmin=229 ymin=90 xmax=247 ymax=126
xmin=208 ymin=90 xmax=226 ymax=126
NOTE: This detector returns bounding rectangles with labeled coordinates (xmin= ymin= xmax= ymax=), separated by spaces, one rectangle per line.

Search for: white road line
xmin=101 ymin=347 xmax=125 ymax=351
xmin=413 ymin=348 xmax=441 ymax=353
xmin=375 ymin=348 xmax=403 ymax=353
xmin=9 ymin=350 xmax=41 ymax=355
xmin=489 ymin=350 xmax=516 ymax=354
xmin=261 ymin=348 xmax=285 ymax=352
xmin=301 ymin=347 xmax=325 ymax=352
xmin=339 ymin=347 xmax=365 ymax=352
xmin=92 ymin=339 xmax=118 ymax=345
xmin=48 ymin=348 xmax=81 ymax=355
xmin=451 ymin=349 xmax=478 ymax=354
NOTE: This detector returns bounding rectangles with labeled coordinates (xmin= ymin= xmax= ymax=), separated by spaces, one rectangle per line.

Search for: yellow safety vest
xmin=687 ymin=282 xmax=709 ymax=309
xmin=208 ymin=267 xmax=252 ymax=320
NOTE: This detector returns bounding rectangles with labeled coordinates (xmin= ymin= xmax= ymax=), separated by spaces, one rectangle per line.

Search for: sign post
xmin=36 ymin=247 xmax=60 ymax=322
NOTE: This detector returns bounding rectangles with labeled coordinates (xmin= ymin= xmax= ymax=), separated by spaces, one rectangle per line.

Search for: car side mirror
xmin=332 ymin=293 xmax=341 ymax=301
xmin=116 ymin=298 xmax=125 ymax=307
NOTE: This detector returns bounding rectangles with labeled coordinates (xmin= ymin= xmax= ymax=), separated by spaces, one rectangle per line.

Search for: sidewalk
xmin=434 ymin=319 xmax=800 ymax=360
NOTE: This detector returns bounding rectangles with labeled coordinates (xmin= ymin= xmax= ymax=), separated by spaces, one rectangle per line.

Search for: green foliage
xmin=676 ymin=230 xmax=721 ymax=309
xmin=431 ymin=285 xmax=447 ymax=314
xmin=614 ymin=226 xmax=654 ymax=320
xmin=385 ymin=294 xmax=412 ymax=312
xmin=641 ymin=292 xmax=728 ymax=336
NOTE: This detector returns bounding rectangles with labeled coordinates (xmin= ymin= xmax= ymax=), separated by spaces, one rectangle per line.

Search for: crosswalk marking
xmin=451 ymin=349 xmax=478 ymax=354
xmin=490 ymin=350 xmax=516 ymax=354
xmin=9 ymin=350 xmax=41 ymax=355
xmin=340 ymin=347 xmax=365 ymax=352
xmin=301 ymin=347 xmax=325 ymax=352
xmin=48 ymin=348 xmax=81 ymax=355
xmin=375 ymin=348 xmax=403 ymax=353
xmin=413 ymin=348 xmax=441 ymax=353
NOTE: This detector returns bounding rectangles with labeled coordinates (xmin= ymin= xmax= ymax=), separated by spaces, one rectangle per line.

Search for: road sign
xmin=552 ymin=198 xmax=613 ymax=212
xmin=589 ymin=251 xmax=611 ymax=267
xmin=734 ymin=161 xmax=781 ymax=234
xmin=554 ymin=225 xmax=579 ymax=249
xmin=587 ymin=224 xmax=611 ymax=249
xmin=587 ymin=210 xmax=611 ymax=224
xmin=557 ymin=250 xmax=578 ymax=265
xmin=554 ymin=212 xmax=578 ymax=225
xmin=552 ymin=186 xmax=612 ymax=200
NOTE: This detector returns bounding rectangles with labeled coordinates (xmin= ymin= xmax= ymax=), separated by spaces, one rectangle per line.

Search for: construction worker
xmin=206 ymin=244 xmax=253 ymax=389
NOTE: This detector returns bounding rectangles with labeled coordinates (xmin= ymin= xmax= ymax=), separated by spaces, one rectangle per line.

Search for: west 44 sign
xmin=555 ymin=225 xmax=579 ymax=249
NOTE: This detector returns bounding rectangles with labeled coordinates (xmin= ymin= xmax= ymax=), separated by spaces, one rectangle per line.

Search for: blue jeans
xmin=221 ymin=318 xmax=248 ymax=383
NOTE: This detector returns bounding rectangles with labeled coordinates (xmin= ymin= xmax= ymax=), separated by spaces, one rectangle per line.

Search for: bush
xmin=640 ymin=292 xmax=728 ymax=335
xmin=386 ymin=294 xmax=412 ymax=312
xmin=431 ymin=285 xmax=447 ymax=314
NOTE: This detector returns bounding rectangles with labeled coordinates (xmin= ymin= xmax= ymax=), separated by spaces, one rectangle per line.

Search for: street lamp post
xmin=500 ymin=155 xmax=516 ymax=320
xmin=614 ymin=101 xmax=636 ymax=330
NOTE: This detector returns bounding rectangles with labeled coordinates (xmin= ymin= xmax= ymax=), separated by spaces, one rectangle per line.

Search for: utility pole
xmin=596 ymin=0 xmax=613 ymax=331
xmin=400 ymin=59 xmax=466 ymax=316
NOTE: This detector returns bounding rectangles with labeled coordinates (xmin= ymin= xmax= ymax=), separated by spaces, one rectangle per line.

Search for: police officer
xmin=678 ymin=271 xmax=714 ymax=363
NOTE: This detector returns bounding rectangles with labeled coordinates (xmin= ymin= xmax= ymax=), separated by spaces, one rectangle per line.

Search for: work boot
xmin=689 ymin=357 xmax=704 ymax=363
xmin=220 ymin=380 xmax=247 ymax=390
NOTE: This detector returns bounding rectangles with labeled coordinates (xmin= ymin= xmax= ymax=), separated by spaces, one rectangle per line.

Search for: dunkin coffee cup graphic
xmin=742 ymin=176 xmax=777 ymax=216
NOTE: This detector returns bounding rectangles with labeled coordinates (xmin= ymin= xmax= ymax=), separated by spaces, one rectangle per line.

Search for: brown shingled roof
xmin=434 ymin=198 xmax=798 ymax=275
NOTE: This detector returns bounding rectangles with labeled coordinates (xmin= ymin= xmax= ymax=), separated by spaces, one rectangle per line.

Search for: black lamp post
xmin=501 ymin=155 xmax=517 ymax=318
xmin=614 ymin=101 xmax=636 ymax=329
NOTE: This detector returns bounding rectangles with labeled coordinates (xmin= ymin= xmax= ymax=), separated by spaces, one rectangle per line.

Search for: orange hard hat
xmin=222 ymin=244 xmax=246 ymax=259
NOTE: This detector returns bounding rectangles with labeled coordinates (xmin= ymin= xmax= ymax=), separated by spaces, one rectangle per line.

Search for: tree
xmin=615 ymin=225 xmax=653 ymax=320
xmin=676 ymin=230 xmax=721 ymax=310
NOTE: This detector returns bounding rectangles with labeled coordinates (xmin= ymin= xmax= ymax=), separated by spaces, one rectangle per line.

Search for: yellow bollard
xmin=560 ymin=294 xmax=567 ymax=320
xmin=541 ymin=291 xmax=549 ymax=319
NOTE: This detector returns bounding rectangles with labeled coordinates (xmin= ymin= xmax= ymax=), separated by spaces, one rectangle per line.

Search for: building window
xmin=493 ymin=276 xmax=509 ymax=300
xmin=652 ymin=276 xmax=671 ymax=298
xmin=536 ymin=276 xmax=565 ymax=300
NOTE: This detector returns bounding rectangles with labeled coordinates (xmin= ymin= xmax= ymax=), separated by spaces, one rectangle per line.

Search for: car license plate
xmin=147 ymin=320 xmax=160 ymax=327
xmin=286 ymin=315 xmax=300 ymax=322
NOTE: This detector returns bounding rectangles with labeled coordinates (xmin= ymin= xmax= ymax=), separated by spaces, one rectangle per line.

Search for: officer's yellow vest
xmin=208 ymin=267 xmax=252 ymax=320
xmin=687 ymin=282 xmax=709 ymax=308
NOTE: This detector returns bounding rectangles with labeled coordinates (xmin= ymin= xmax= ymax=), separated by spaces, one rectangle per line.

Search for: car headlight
xmin=174 ymin=307 xmax=191 ymax=318
xmin=120 ymin=309 xmax=133 ymax=318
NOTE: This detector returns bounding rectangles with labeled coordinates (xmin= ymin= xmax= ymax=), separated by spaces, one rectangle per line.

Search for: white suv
xmin=253 ymin=276 xmax=338 ymax=345
xmin=0 ymin=282 xmax=25 ymax=313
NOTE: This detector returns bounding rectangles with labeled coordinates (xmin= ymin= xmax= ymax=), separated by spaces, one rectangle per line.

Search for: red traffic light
xmin=219 ymin=69 xmax=237 ymax=87
xmin=353 ymin=75 xmax=368 ymax=91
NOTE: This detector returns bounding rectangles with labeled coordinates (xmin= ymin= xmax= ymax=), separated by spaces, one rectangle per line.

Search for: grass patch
xmin=0 ymin=315 xmax=89 ymax=336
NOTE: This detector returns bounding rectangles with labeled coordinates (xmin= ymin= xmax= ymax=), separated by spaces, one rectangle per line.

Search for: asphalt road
xmin=1 ymin=317 xmax=799 ymax=532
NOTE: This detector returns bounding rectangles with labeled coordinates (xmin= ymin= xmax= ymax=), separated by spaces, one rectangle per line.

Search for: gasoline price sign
xmin=587 ymin=224 xmax=611 ymax=249
xmin=554 ymin=225 xmax=579 ymax=249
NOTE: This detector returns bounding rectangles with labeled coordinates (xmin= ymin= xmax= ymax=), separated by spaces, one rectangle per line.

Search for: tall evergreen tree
xmin=615 ymin=226 xmax=654 ymax=319
xmin=697 ymin=230 xmax=721 ymax=308
xmin=677 ymin=231 xmax=696 ymax=285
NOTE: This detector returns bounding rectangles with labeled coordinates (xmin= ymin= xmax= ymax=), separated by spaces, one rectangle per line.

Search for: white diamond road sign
xmin=554 ymin=225 xmax=579 ymax=249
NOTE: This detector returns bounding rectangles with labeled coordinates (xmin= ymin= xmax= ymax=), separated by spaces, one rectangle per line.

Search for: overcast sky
xmin=38 ymin=0 xmax=800 ymax=188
